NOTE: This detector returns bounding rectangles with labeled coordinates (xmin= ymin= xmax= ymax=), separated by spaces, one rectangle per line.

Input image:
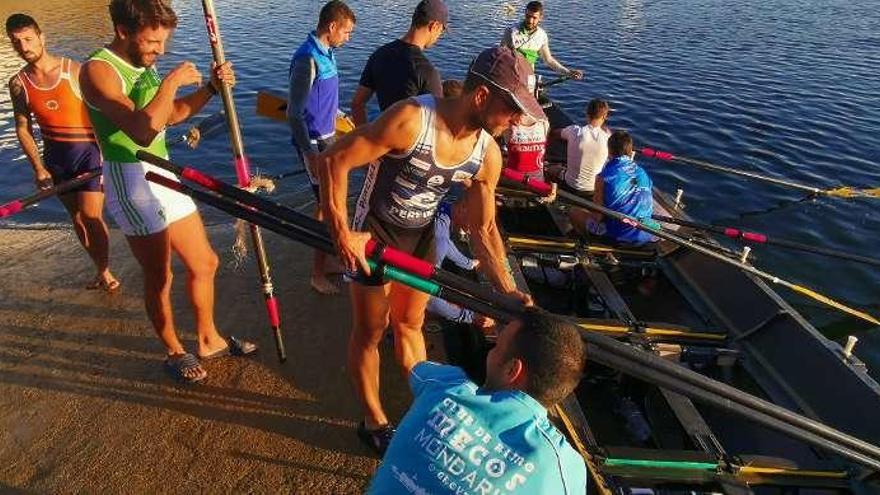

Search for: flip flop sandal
xmin=165 ymin=353 xmax=207 ymax=383
xmin=199 ymin=336 xmax=258 ymax=360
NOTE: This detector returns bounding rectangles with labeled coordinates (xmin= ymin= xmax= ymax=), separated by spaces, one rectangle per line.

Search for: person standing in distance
xmin=349 ymin=0 xmax=448 ymax=126
xmin=501 ymin=1 xmax=583 ymax=79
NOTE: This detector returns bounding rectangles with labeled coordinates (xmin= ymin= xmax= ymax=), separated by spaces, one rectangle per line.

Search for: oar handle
xmin=500 ymin=168 xmax=554 ymax=196
xmin=0 ymin=170 xmax=103 ymax=219
xmin=640 ymin=146 xmax=822 ymax=195
xmin=653 ymin=214 xmax=880 ymax=267
xmin=145 ymin=170 xmax=517 ymax=321
xmin=365 ymin=239 xmax=526 ymax=314
xmin=0 ymin=200 xmax=23 ymax=219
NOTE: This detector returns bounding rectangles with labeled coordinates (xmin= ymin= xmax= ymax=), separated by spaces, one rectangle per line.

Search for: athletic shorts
xmin=293 ymin=135 xmax=335 ymax=199
xmin=42 ymin=140 xmax=103 ymax=193
xmin=103 ymin=161 xmax=198 ymax=237
xmin=356 ymin=213 xmax=436 ymax=286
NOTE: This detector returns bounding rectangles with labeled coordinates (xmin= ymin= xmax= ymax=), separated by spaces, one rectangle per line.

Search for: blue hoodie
xmin=289 ymin=31 xmax=339 ymax=141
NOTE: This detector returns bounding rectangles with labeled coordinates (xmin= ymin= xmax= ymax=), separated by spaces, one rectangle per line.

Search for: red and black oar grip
xmin=145 ymin=171 xmax=184 ymax=193
xmin=0 ymin=201 xmax=23 ymax=219
xmin=365 ymin=238 xmax=525 ymax=314
xmin=364 ymin=239 xmax=435 ymax=279
xmin=723 ymin=228 xmax=768 ymax=244
xmin=500 ymin=168 xmax=553 ymax=196
xmin=137 ymin=150 xmax=228 ymax=194
xmin=640 ymin=147 xmax=675 ymax=161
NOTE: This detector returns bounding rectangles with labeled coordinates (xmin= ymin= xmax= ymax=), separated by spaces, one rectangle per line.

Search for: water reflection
xmin=0 ymin=0 xmax=877 ymax=353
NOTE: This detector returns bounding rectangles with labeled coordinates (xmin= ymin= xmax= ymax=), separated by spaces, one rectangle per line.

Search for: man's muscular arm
xmin=80 ymin=60 xmax=200 ymax=146
xmin=9 ymin=76 xmax=51 ymax=189
xmin=463 ymin=142 xmax=528 ymax=300
xmin=168 ymin=61 xmax=235 ymax=126
xmin=318 ymin=100 xmax=422 ymax=274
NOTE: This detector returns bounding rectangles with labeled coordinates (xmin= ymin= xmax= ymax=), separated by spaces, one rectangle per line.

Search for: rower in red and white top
xmin=505 ymin=118 xmax=550 ymax=180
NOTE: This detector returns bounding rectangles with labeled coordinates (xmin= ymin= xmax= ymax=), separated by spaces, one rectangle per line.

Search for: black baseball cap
xmin=468 ymin=46 xmax=546 ymax=123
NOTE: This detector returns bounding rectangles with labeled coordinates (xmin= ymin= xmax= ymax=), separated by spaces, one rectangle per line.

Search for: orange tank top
xmin=17 ymin=57 xmax=96 ymax=144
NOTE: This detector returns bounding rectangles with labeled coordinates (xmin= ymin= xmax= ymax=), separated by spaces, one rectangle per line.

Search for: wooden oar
xmin=653 ymin=214 xmax=880 ymax=268
xmin=640 ymin=147 xmax=880 ymax=199
xmin=200 ymin=0 xmax=285 ymax=363
xmin=142 ymin=169 xmax=880 ymax=472
xmin=501 ymin=168 xmax=880 ymax=326
xmin=256 ymin=90 xmax=355 ymax=133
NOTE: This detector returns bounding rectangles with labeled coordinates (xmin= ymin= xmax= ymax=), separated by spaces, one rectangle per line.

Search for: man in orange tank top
xmin=6 ymin=13 xmax=119 ymax=291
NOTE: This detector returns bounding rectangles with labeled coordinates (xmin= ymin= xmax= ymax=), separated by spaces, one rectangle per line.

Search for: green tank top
xmin=86 ymin=47 xmax=168 ymax=163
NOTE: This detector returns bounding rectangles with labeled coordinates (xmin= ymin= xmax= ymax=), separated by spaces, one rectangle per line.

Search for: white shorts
xmin=103 ymin=161 xmax=198 ymax=236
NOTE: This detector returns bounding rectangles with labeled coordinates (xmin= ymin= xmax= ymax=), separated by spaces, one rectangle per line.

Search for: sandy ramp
xmin=0 ymin=222 xmax=433 ymax=493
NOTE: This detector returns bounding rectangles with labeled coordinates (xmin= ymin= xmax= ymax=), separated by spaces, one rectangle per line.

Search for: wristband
xmin=206 ymin=83 xmax=218 ymax=96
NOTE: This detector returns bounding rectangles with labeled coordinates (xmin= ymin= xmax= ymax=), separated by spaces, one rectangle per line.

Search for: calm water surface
xmin=0 ymin=0 xmax=877 ymax=364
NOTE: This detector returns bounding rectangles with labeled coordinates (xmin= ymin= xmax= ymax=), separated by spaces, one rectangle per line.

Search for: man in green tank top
xmin=80 ymin=0 xmax=256 ymax=382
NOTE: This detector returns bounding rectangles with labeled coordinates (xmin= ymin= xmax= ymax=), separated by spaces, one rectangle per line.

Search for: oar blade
xmin=788 ymin=284 xmax=880 ymax=327
xmin=257 ymin=90 xmax=355 ymax=137
xmin=256 ymin=90 xmax=287 ymax=122
xmin=825 ymin=186 xmax=880 ymax=199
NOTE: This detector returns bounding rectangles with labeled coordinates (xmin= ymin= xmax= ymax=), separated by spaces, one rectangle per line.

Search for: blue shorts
xmin=293 ymin=135 xmax=335 ymax=199
xmin=42 ymin=140 xmax=103 ymax=193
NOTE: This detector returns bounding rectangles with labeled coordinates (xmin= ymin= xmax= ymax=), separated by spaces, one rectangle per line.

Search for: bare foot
xmin=197 ymin=334 xmax=230 ymax=358
xmin=86 ymin=271 xmax=121 ymax=292
xmin=311 ymin=275 xmax=340 ymax=295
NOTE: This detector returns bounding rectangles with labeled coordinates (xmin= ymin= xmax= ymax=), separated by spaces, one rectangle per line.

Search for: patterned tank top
xmin=17 ymin=57 xmax=95 ymax=144
xmin=354 ymin=95 xmax=490 ymax=230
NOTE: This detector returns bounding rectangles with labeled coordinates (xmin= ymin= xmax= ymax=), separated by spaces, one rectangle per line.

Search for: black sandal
xmin=165 ymin=353 xmax=207 ymax=383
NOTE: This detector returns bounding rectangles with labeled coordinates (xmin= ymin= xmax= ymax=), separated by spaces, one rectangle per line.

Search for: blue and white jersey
xmin=599 ymin=155 xmax=655 ymax=244
xmin=354 ymin=95 xmax=490 ymax=230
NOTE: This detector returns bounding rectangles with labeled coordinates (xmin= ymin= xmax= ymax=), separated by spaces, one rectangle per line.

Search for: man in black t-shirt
xmin=350 ymin=0 xmax=447 ymax=126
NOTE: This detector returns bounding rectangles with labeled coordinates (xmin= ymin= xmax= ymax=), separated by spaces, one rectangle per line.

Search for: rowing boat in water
xmin=437 ymin=96 xmax=880 ymax=494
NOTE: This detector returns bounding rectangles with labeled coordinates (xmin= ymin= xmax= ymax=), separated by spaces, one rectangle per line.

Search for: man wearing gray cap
xmin=350 ymin=0 xmax=447 ymax=126
xmin=318 ymin=46 xmax=541 ymax=455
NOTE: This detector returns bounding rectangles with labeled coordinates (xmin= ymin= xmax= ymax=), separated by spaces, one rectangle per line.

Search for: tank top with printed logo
xmin=354 ymin=95 xmax=490 ymax=230
xmin=85 ymin=47 xmax=168 ymax=163
xmin=17 ymin=57 xmax=96 ymax=145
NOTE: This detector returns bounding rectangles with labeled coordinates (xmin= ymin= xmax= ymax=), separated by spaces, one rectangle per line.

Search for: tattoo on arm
xmin=9 ymin=77 xmax=46 ymax=171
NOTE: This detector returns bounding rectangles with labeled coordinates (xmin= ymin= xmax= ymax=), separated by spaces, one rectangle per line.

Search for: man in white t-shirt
xmin=500 ymin=1 xmax=583 ymax=79
xmin=556 ymin=98 xmax=611 ymax=198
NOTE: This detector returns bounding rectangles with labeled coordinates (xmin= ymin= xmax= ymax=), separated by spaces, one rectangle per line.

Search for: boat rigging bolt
xmin=843 ymin=335 xmax=859 ymax=359
xmin=740 ymin=246 xmax=752 ymax=263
